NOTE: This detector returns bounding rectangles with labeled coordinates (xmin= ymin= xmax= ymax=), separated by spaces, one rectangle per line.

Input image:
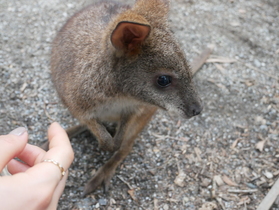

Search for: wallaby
xmin=49 ymin=0 xmax=207 ymax=195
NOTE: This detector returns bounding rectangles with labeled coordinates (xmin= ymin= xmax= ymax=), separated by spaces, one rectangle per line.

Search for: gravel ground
xmin=0 ymin=0 xmax=278 ymax=209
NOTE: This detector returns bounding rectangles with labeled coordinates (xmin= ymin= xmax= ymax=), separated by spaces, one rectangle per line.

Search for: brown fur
xmin=50 ymin=0 xmax=203 ymax=195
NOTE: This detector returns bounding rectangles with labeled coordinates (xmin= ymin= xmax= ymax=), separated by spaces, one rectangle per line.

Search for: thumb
xmin=0 ymin=127 xmax=28 ymax=170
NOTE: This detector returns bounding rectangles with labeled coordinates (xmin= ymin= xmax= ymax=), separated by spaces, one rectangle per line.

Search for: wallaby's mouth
xmin=165 ymin=103 xmax=203 ymax=119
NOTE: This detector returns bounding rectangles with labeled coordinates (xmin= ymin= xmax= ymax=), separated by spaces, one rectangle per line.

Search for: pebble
xmin=263 ymin=171 xmax=274 ymax=179
xmin=99 ymin=198 xmax=107 ymax=206
xmin=260 ymin=124 xmax=268 ymax=131
xmin=163 ymin=204 xmax=169 ymax=210
xmin=254 ymin=59 xmax=261 ymax=67
xmin=246 ymin=182 xmax=258 ymax=189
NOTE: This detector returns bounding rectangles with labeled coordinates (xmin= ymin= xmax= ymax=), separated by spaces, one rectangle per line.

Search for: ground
xmin=0 ymin=0 xmax=278 ymax=209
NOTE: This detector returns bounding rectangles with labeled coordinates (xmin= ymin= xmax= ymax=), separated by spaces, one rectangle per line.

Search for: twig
xmin=191 ymin=46 xmax=214 ymax=75
xmin=216 ymin=197 xmax=226 ymax=210
xmin=154 ymin=198 xmax=159 ymax=210
xmin=166 ymin=198 xmax=180 ymax=203
xmin=44 ymin=103 xmax=55 ymax=122
xmin=117 ymin=175 xmax=133 ymax=190
xmin=245 ymin=63 xmax=278 ymax=80
xmin=206 ymin=57 xmax=237 ymax=63
xmin=228 ymin=189 xmax=258 ymax=194
xmin=152 ymin=132 xmax=189 ymax=142
xmin=211 ymin=176 xmax=217 ymax=199
xmin=256 ymin=178 xmax=279 ymax=210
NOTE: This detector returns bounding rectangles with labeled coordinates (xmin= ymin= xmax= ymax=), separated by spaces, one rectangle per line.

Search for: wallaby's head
xmin=106 ymin=0 xmax=203 ymax=118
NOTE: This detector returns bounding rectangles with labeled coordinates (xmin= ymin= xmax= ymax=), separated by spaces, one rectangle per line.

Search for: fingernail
xmin=9 ymin=127 xmax=27 ymax=136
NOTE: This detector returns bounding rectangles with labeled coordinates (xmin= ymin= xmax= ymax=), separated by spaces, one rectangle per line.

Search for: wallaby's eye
xmin=157 ymin=75 xmax=172 ymax=87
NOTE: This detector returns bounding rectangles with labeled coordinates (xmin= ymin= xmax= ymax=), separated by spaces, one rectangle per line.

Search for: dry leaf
xmin=174 ymin=159 xmax=186 ymax=187
xmin=214 ymin=175 xmax=225 ymax=186
xmin=207 ymin=79 xmax=229 ymax=92
xmin=256 ymin=140 xmax=267 ymax=152
xmin=174 ymin=170 xmax=186 ymax=187
xmin=110 ymin=198 xmax=116 ymax=205
xmin=201 ymin=178 xmax=212 ymax=187
xmin=20 ymin=82 xmax=28 ymax=92
xmin=176 ymin=120 xmax=181 ymax=127
xmin=154 ymin=198 xmax=159 ymax=210
xmin=273 ymin=170 xmax=279 ymax=176
xmin=128 ymin=189 xmax=137 ymax=201
xmin=206 ymin=57 xmax=237 ymax=63
xmin=238 ymin=196 xmax=251 ymax=205
xmin=90 ymin=169 xmax=96 ymax=176
xmin=222 ymin=175 xmax=238 ymax=186
xmin=214 ymin=63 xmax=226 ymax=74
xmin=180 ymin=137 xmax=189 ymax=142
xmin=194 ymin=147 xmax=202 ymax=161
xmin=153 ymin=147 xmax=160 ymax=153
xmin=231 ymin=138 xmax=242 ymax=149
xmin=244 ymin=79 xmax=255 ymax=87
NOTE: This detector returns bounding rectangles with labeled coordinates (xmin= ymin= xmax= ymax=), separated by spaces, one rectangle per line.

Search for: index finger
xmin=41 ymin=122 xmax=74 ymax=171
xmin=0 ymin=128 xmax=28 ymax=170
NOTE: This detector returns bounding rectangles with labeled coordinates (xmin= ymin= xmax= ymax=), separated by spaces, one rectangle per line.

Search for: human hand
xmin=0 ymin=122 xmax=74 ymax=210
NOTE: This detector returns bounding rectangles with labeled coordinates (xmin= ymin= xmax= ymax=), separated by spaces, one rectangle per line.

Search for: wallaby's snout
xmin=180 ymin=96 xmax=203 ymax=118
xmin=190 ymin=100 xmax=203 ymax=117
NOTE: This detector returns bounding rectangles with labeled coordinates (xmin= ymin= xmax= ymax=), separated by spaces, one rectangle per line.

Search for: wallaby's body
xmin=51 ymin=0 xmax=203 ymax=195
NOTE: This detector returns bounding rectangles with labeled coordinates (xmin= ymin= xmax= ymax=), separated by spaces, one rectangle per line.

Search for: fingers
xmin=46 ymin=171 xmax=69 ymax=210
xmin=44 ymin=122 xmax=74 ymax=170
xmin=7 ymin=159 xmax=30 ymax=174
xmin=23 ymin=122 xmax=74 ymax=183
xmin=0 ymin=127 xmax=28 ymax=170
xmin=0 ymin=122 xmax=74 ymax=210
xmin=7 ymin=143 xmax=46 ymax=174
xmin=14 ymin=144 xmax=46 ymax=167
xmin=8 ymin=122 xmax=74 ymax=179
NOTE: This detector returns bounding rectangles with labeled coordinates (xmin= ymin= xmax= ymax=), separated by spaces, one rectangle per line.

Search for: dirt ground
xmin=0 ymin=0 xmax=278 ymax=209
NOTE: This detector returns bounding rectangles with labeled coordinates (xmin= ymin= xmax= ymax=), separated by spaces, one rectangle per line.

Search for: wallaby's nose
xmin=191 ymin=102 xmax=203 ymax=116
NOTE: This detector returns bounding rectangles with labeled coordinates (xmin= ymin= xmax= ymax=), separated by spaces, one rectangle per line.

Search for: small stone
xmin=259 ymin=124 xmax=268 ymax=131
xmin=246 ymin=182 xmax=257 ymax=189
xmin=174 ymin=169 xmax=186 ymax=187
xmin=263 ymin=171 xmax=273 ymax=179
xmin=254 ymin=59 xmax=261 ymax=67
xmin=201 ymin=178 xmax=211 ymax=187
xmin=149 ymin=168 xmax=157 ymax=175
xmin=99 ymin=198 xmax=107 ymax=206
xmin=163 ymin=204 xmax=169 ymax=210
xmin=110 ymin=198 xmax=116 ymax=205
xmin=183 ymin=197 xmax=189 ymax=203
xmin=255 ymin=116 xmax=266 ymax=125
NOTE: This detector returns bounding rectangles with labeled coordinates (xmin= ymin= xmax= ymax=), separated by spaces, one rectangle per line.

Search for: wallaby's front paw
xmin=82 ymin=165 xmax=116 ymax=196
xmin=99 ymin=135 xmax=120 ymax=152
xmin=98 ymin=135 xmax=115 ymax=152
xmin=112 ymin=137 xmax=122 ymax=151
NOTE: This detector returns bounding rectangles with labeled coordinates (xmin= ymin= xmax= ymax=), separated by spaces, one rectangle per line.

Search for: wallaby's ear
xmin=111 ymin=21 xmax=151 ymax=55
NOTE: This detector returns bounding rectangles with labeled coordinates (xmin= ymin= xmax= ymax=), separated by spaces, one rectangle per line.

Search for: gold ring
xmin=42 ymin=159 xmax=66 ymax=179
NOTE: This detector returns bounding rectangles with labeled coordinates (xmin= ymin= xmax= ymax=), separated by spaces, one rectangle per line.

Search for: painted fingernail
xmin=9 ymin=127 xmax=27 ymax=136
